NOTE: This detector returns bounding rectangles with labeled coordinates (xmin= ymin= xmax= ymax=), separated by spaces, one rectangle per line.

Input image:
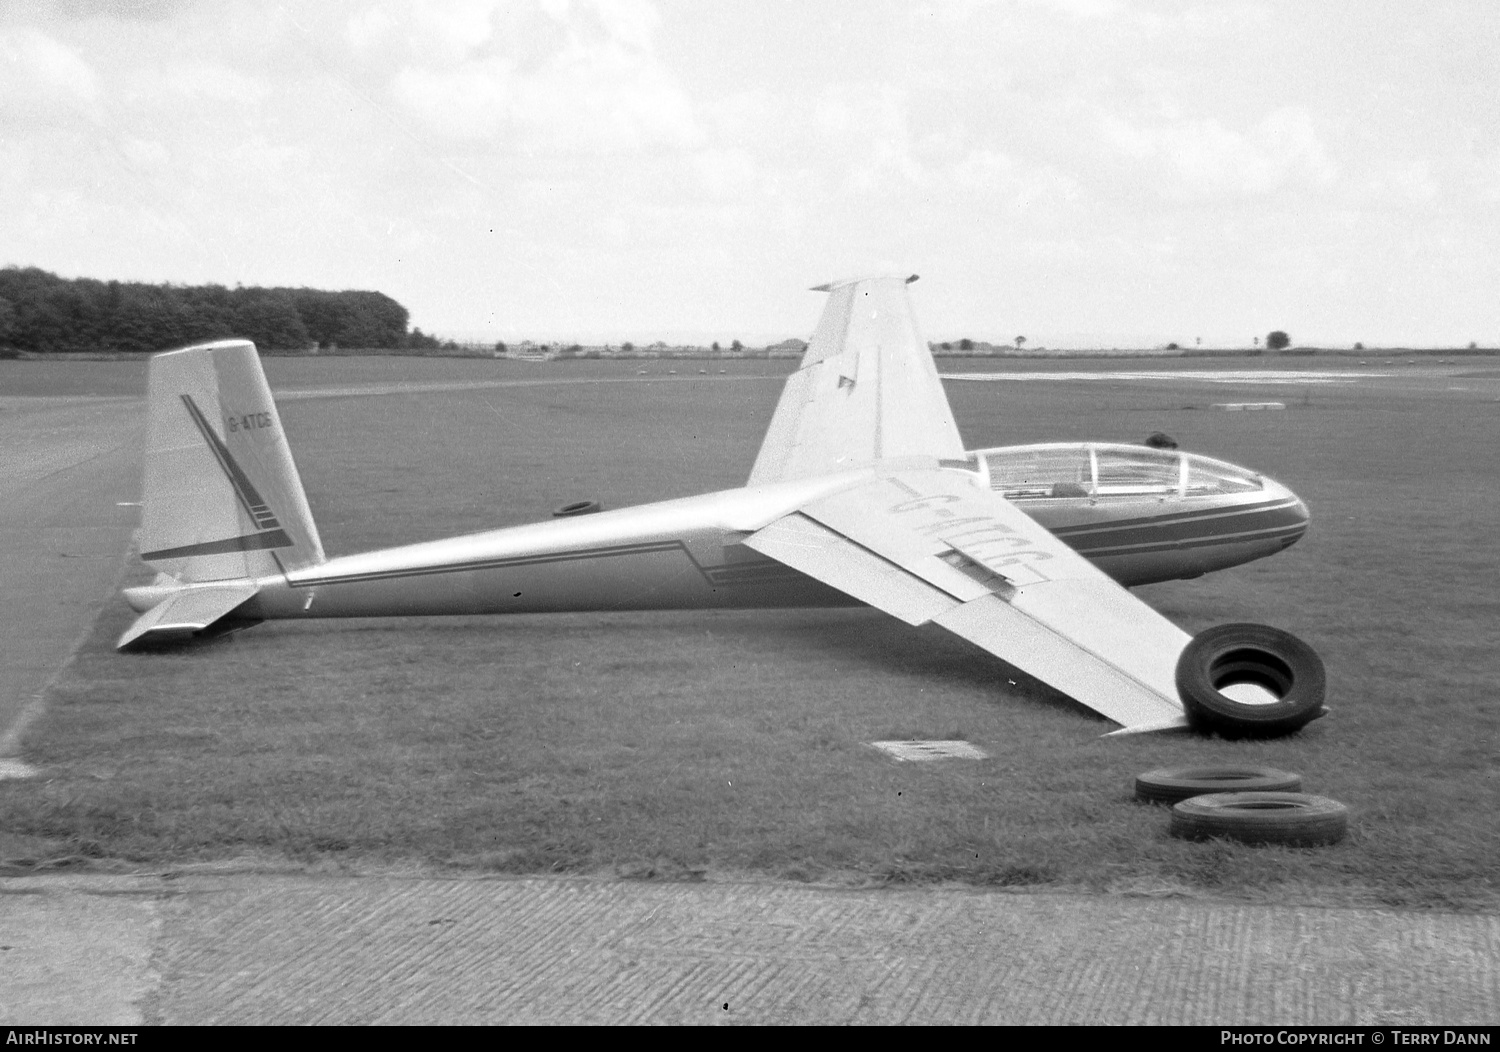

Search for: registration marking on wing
xmin=798 ymin=471 xmax=1062 ymax=599
xmin=941 ymin=534 xmax=1052 ymax=588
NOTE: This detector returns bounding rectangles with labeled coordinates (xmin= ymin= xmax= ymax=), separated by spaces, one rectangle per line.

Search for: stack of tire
xmin=1135 ymin=766 xmax=1349 ymax=846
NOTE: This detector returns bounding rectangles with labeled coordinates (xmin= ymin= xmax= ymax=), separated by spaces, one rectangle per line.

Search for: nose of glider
xmin=1270 ymin=478 xmax=1310 ymax=550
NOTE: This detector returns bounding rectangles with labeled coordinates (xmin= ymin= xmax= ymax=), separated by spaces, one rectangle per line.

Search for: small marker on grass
xmin=0 ymin=759 xmax=38 ymax=780
xmin=870 ymin=741 xmax=988 ymax=762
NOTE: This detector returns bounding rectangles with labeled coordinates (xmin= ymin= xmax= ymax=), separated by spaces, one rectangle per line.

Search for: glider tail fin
xmin=747 ymin=275 xmax=965 ymax=485
xmin=138 ymin=339 xmax=326 ymax=583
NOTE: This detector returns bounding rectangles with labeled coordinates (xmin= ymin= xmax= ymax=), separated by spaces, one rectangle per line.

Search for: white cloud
xmin=1101 ymin=106 xmax=1336 ymax=199
xmin=414 ymin=0 xmax=500 ymax=57
xmin=797 ymin=84 xmax=1085 ymax=216
xmin=948 ymin=148 xmax=1081 ymax=212
xmin=591 ymin=0 xmax=660 ymax=51
xmin=357 ymin=0 xmax=693 ymax=152
xmin=345 ymin=0 xmax=500 ymax=62
xmin=1019 ymin=0 xmax=1123 ymax=18
xmin=120 ymin=137 xmax=170 ymax=170
xmin=156 ymin=60 xmax=270 ymax=105
xmin=1478 ymin=150 xmax=1500 ymax=204
xmin=518 ymin=28 xmax=696 ymax=151
xmin=1356 ymin=159 xmax=1440 ymax=207
xmin=392 ymin=62 xmax=513 ymax=139
xmin=924 ymin=0 xmax=1123 ymax=21
xmin=0 ymin=137 xmax=35 ymax=201
xmin=691 ymin=147 xmax=760 ymax=201
xmin=0 ymin=27 xmax=101 ymax=123
xmin=811 ymin=86 xmax=927 ymax=194
xmin=813 ymin=86 xmax=907 ymax=142
xmin=346 ymin=4 xmax=403 ymax=55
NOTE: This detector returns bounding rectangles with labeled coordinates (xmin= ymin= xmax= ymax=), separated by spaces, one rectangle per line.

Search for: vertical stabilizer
xmin=748 ymin=276 xmax=965 ymax=485
xmin=139 ymin=340 xmax=325 ymax=582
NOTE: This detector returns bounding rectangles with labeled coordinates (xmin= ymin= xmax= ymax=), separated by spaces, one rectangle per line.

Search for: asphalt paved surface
xmin=0 ymin=396 xmax=141 ymax=760
xmin=1 ymin=388 xmax=1496 ymax=1026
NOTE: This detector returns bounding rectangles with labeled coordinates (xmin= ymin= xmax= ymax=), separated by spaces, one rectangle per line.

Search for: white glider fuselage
xmin=124 ymin=447 xmax=1306 ymax=622
xmin=242 ymin=470 xmax=868 ymax=620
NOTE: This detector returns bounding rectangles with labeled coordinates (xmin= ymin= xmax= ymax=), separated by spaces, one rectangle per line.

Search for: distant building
xmin=510 ymin=341 xmax=556 ymax=361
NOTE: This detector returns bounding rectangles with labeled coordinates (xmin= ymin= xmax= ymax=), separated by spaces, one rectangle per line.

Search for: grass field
xmin=3 ymin=356 xmax=1498 ymax=909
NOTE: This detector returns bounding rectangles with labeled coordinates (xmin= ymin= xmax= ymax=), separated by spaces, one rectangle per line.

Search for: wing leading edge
xmin=748 ymin=276 xmax=965 ymax=485
xmin=745 ymin=467 xmax=1192 ymax=733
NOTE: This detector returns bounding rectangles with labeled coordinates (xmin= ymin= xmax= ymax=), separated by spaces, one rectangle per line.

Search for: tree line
xmin=0 ymin=267 xmax=422 ymax=354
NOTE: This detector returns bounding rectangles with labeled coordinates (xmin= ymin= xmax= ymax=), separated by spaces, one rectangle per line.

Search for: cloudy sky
xmin=3 ymin=0 xmax=1496 ymax=347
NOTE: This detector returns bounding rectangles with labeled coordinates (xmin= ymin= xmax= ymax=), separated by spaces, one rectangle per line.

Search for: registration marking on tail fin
xmin=137 ymin=394 xmax=296 ymax=563
xmin=178 ymin=394 xmax=286 ymax=532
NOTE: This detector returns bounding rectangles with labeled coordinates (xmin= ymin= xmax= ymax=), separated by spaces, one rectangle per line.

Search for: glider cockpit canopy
xmin=957 ymin=443 xmax=1266 ymax=502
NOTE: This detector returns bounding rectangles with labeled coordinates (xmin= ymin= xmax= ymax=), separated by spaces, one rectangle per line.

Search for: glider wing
xmin=745 ymin=467 xmax=1192 ymax=733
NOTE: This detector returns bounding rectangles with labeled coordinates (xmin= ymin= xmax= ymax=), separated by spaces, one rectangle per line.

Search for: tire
xmin=1169 ymin=792 xmax=1349 ymax=846
xmin=1176 ymin=623 xmax=1327 ymax=738
xmin=1134 ymin=765 xmax=1302 ymax=804
xmin=552 ymin=499 xmax=603 ymax=518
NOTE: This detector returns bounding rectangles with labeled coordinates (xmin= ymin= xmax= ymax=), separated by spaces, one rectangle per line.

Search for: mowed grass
xmin=3 ymin=357 xmax=1499 ymax=909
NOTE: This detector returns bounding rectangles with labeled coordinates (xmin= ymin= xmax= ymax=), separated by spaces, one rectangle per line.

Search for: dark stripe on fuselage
xmin=1046 ymin=496 xmax=1302 ymax=541
xmin=1071 ymin=522 xmax=1306 ymax=558
xmin=294 ymin=539 xmax=809 ymax=591
xmin=1060 ymin=514 xmax=1306 ymax=554
xmin=296 ymin=540 xmax=703 ymax=589
xmin=180 ymin=394 xmax=284 ymax=531
xmin=142 ymin=528 xmax=293 ymax=562
xmin=1055 ymin=498 xmax=1306 ymax=552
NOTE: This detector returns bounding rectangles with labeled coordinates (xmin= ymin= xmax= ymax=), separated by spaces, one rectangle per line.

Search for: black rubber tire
xmin=1176 ymin=623 xmax=1327 ymax=738
xmin=1134 ymin=765 xmax=1302 ymax=804
xmin=552 ymin=499 xmax=603 ymax=518
xmin=1169 ymin=792 xmax=1349 ymax=846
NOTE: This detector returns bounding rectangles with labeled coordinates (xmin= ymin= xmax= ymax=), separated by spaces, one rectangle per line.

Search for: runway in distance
xmin=119 ymin=276 xmax=1326 ymax=737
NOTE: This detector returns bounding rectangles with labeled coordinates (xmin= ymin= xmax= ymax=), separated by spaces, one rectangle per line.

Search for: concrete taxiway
xmin=2 ymin=385 xmax=1497 ymax=1025
xmin=3 ymin=872 xmax=1499 ymax=1025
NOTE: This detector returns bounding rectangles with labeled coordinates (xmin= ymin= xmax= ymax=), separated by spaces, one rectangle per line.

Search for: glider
xmin=119 ymin=276 xmax=1325 ymax=737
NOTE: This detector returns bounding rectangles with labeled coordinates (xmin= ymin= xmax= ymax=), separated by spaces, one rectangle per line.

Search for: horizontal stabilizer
xmin=117 ymin=582 xmax=261 ymax=649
